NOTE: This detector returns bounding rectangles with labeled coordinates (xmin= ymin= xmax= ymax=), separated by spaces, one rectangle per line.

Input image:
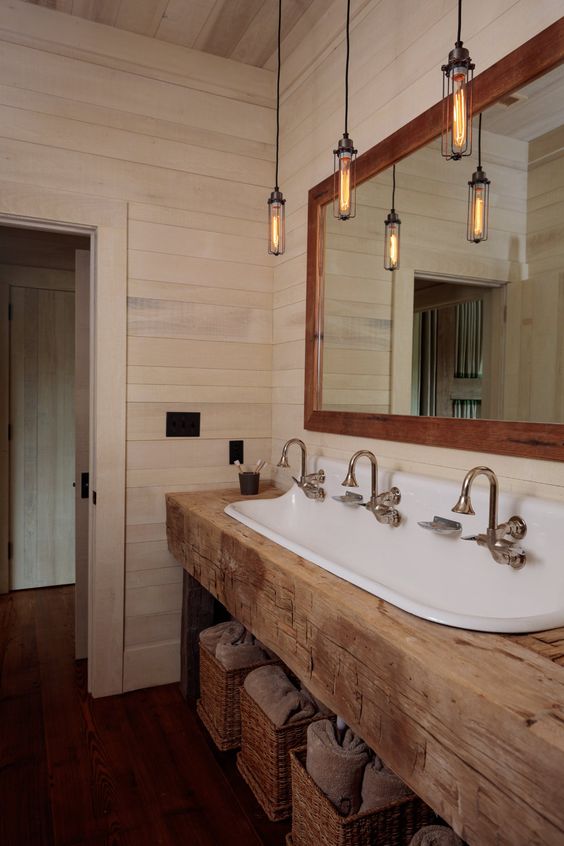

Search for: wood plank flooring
xmin=0 ymin=585 xmax=290 ymax=846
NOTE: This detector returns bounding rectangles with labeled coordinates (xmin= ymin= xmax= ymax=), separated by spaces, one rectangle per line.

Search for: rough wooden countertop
xmin=166 ymin=486 xmax=564 ymax=846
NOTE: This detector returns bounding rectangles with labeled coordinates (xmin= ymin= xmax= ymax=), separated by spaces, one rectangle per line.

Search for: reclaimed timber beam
xmin=166 ymin=488 xmax=564 ymax=846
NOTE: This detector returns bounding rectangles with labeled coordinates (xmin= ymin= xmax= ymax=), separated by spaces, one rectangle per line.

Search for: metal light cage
xmin=384 ymin=210 xmax=401 ymax=271
xmin=467 ymin=166 xmax=490 ymax=243
xmin=442 ymin=45 xmax=474 ymax=160
xmin=267 ymin=189 xmax=286 ymax=256
xmin=333 ymin=134 xmax=357 ymax=220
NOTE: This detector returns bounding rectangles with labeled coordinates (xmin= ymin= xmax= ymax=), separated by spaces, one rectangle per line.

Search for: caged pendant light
xmin=467 ymin=113 xmax=490 ymax=243
xmin=268 ymin=0 xmax=285 ymax=255
xmin=441 ymin=0 xmax=475 ymax=160
xmin=333 ymin=0 xmax=357 ymax=220
xmin=384 ymin=165 xmax=401 ymax=271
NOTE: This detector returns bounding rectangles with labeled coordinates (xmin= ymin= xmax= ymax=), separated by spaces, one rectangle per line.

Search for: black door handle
xmin=81 ymin=472 xmax=89 ymax=499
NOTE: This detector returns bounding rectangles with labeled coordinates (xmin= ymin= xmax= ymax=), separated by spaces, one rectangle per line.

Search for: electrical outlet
xmin=166 ymin=411 xmax=201 ymax=437
xmin=229 ymin=440 xmax=244 ymax=464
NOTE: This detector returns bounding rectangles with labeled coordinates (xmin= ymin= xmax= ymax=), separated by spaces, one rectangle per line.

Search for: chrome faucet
xmin=277 ymin=438 xmax=325 ymax=501
xmin=341 ymin=450 xmax=401 ymax=526
xmin=452 ymin=466 xmax=527 ymax=569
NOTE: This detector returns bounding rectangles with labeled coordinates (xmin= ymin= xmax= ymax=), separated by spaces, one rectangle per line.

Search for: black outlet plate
xmin=166 ymin=411 xmax=201 ymax=437
xmin=229 ymin=440 xmax=244 ymax=464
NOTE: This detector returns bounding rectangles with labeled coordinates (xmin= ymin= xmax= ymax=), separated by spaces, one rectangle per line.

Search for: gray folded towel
xmin=244 ymin=665 xmax=317 ymax=727
xmin=199 ymin=620 xmax=241 ymax=652
xmin=306 ymin=719 xmax=370 ymax=816
xmin=359 ymin=756 xmax=411 ymax=812
xmin=199 ymin=621 xmax=268 ymax=670
xmin=409 ymin=825 xmax=464 ymax=846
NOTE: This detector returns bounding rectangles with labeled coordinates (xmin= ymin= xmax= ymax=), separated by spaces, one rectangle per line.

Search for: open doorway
xmin=0 ymin=193 xmax=127 ymax=699
xmin=0 ymin=225 xmax=91 ymax=659
xmin=411 ymin=273 xmax=506 ymax=420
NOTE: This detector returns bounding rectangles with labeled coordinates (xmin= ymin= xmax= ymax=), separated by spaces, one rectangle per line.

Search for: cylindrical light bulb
xmin=452 ymin=67 xmax=468 ymax=155
xmin=268 ymin=190 xmax=286 ymax=256
xmin=472 ymin=184 xmax=485 ymax=240
xmin=338 ymin=150 xmax=352 ymax=216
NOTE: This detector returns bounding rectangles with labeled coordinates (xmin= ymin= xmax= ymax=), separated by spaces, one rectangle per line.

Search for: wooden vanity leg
xmin=180 ymin=569 xmax=228 ymax=702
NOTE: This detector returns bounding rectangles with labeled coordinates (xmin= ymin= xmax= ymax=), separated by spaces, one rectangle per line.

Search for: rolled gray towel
xmin=306 ymin=719 xmax=370 ymax=816
xmin=359 ymin=756 xmax=411 ymax=812
xmin=199 ymin=621 xmax=268 ymax=670
xmin=199 ymin=621 xmax=242 ymax=653
xmin=244 ymin=665 xmax=317 ymax=726
xmin=409 ymin=825 xmax=464 ymax=846
xmin=215 ymin=627 xmax=268 ymax=670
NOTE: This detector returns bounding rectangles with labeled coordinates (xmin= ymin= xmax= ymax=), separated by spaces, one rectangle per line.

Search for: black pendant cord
xmin=274 ymin=0 xmax=282 ymax=191
xmin=477 ymin=112 xmax=482 ymax=168
xmin=391 ymin=164 xmax=396 ymax=211
xmin=344 ymin=0 xmax=351 ymax=135
xmin=456 ymin=0 xmax=462 ymax=44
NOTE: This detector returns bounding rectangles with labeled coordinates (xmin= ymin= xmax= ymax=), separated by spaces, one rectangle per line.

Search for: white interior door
xmin=74 ymin=250 xmax=90 ymax=658
xmin=10 ymin=285 xmax=75 ymax=589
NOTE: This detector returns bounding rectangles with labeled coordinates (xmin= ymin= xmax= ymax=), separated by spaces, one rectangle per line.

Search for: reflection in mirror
xmin=319 ymin=63 xmax=564 ymax=424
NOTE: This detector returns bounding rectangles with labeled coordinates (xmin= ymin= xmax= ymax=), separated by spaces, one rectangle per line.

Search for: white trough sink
xmin=225 ymin=456 xmax=564 ymax=633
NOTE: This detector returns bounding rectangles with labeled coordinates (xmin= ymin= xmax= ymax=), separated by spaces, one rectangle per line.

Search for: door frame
xmin=0 ymin=184 xmax=127 ymax=698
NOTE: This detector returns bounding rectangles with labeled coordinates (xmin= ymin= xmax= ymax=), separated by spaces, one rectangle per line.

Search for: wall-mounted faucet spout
xmin=341 ymin=450 xmax=401 ymax=526
xmin=277 ymin=438 xmax=306 ymax=479
xmin=277 ymin=438 xmax=325 ymax=500
xmin=452 ymin=466 xmax=498 ymax=534
xmin=452 ymin=466 xmax=527 ymax=569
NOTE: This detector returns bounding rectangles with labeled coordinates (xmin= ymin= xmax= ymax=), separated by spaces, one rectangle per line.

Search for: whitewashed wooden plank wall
xmin=0 ymin=0 xmax=275 ymax=690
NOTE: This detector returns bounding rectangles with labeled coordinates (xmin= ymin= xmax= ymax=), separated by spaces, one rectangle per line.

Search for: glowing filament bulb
xmin=473 ymin=185 xmax=485 ymax=240
xmin=271 ymin=212 xmax=279 ymax=253
xmin=389 ymin=231 xmax=398 ymax=268
xmin=339 ymin=151 xmax=352 ymax=215
xmin=452 ymin=71 xmax=468 ymax=153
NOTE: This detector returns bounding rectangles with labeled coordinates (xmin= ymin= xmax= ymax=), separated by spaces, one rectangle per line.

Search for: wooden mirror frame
xmin=305 ymin=19 xmax=564 ymax=461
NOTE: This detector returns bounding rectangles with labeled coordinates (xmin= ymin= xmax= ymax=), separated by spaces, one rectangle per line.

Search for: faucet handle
xmin=492 ymin=544 xmax=526 ymax=570
xmin=302 ymin=481 xmax=325 ymax=501
xmin=381 ymin=508 xmax=401 ymax=527
xmin=305 ymin=470 xmax=325 ymax=484
xmin=375 ymin=486 xmax=401 ymax=507
xmin=506 ymin=515 xmax=527 ymax=540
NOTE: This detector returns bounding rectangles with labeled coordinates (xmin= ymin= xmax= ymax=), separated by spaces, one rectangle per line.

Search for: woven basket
xmin=236 ymin=686 xmax=331 ymax=821
xmin=289 ymin=748 xmax=437 ymax=846
xmin=196 ymin=641 xmax=279 ymax=751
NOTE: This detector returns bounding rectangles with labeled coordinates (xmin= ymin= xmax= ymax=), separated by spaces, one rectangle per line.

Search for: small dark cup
xmin=239 ymin=472 xmax=260 ymax=495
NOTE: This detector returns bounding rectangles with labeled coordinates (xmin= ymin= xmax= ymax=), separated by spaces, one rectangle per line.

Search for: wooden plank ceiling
xmin=22 ymin=0 xmax=322 ymax=68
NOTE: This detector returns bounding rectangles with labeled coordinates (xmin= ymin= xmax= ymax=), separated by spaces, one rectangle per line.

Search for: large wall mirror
xmin=305 ymin=20 xmax=564 ymax=460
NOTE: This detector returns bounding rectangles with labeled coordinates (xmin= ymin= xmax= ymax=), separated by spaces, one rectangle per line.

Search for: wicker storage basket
xmin=237 ymin=686 xmax=332 ymax=821
xmin=196 ymin=641 xmax=279 ymax=751
xmin=289 ymin=748 xmax=436 ymax=846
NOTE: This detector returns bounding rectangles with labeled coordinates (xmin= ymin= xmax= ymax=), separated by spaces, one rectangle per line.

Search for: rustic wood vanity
xmin=166 ymin=486 xmax=564 ymax=846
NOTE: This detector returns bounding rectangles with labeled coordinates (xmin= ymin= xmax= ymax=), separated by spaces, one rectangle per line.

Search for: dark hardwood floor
xmin=0 ymin=586 xmax=290 ymax=846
